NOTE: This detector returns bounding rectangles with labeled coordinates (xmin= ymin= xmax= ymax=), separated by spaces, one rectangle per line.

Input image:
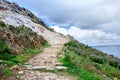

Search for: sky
xmin=9 ymin=0 xmax=120 ymax=46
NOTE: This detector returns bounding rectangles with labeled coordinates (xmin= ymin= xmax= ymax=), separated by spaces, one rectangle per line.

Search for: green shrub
xmin=0 ymin=40 xmax=11 ymax=53
xmin=109 ymin=59 xmax=120 ymax=68
xmin=0 ymin=67 xmax=14 ymax=79
xmin=23 ymin=48 xmax=41 ymax=54
xmin=0 ymin=21 xmax=6 ymax=28
xmin=39 ymin=35 xmax=48 ymax=46
xmin=90 ymin=55 xmax=107 ymax=64
xmin=0 ymin=53 xmax=14 ymax=60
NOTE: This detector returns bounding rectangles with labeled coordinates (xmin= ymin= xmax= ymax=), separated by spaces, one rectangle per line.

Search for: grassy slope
xmin=0 ymin=21 xmax=50 ymax=78
xmin=59 ymin=40 xmax=120 ymax=80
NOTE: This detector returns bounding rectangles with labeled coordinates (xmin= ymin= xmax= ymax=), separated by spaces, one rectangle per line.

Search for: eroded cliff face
xmin=0 ymin=22 xmax=47 ymax=54
xmin=0 ymin=0 xmax=47 ymax=27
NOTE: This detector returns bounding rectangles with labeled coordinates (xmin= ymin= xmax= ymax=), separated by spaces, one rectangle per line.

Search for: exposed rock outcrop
xmin=0 ymin=22 xmax=47 ymax=54
xmin=0 ymin=0 xmax=48 ymax=28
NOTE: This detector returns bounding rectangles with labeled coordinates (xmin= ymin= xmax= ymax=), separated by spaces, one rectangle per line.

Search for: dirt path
xmin=28 ymin=45 xmax=62 ymax=67
xmin=10 ymin=31 xmax=76 ymax=80
xmin=16 ymin=44 xmax=76 ymax=80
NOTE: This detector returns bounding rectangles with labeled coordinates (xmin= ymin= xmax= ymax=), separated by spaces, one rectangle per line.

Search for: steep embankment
xmin=0 ymin=21 xmax=47 ymax=54
xmin=0 ymin=0 xmax=69 ymax=45
xmin=59 ymin=40 xmax=120 ymax=80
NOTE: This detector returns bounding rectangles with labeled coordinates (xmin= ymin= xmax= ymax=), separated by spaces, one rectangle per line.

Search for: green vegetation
xmin=0 ymin=21 xmax=6 ymax=28
xmin=0 ymin=48 xmax=42 ymax=67
xmin=0 ymin=40 xmax=11 ymax=53
xmin=0 ymin=46 xmax=42 ymax=79
xmin=0 ymin=21 xmax=48 ymax=65
xmin=59 ymin=40 xmax=120 ymax=80
xmin=0 ymin=67 xmax=15 ymax=79
xmin=0 ymin=21 xmax=50 ymax=78
xmin=39 ymin=35 xmax=51 ymax=47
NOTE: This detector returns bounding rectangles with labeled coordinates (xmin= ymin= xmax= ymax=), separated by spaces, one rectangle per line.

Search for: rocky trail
xmin=13 ymin=44 xmax=76 ymax=80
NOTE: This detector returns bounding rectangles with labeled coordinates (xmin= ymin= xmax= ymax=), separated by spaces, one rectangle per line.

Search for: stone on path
xmin=26 ymin=65 xmax=67 ymax=71
xmin=55 ymin=66 xmax=68 ymax=70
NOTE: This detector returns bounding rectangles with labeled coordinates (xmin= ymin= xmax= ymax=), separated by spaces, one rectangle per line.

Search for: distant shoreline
xmin=92 ymin=45 xmax=120 ymax=47
xmin=92 ymin=45 xmax=120 ymax=58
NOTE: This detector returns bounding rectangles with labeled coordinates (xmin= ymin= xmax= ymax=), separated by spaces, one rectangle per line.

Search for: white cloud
xmin=10 ymin=0 xmax=120 ymax=34
xmin=51 ymin=26 xmax=68 ymax=35
xmin=51 ymin=26 xmax=120 ymax=45
xmin=68 ymin=26 xmax=120 ymax=40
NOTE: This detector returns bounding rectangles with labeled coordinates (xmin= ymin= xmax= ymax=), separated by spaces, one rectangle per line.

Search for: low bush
xmin=0 ymin=21 xmax=6 ymax=28
xmin=90 ymin=55 xmax=107 ymax=64
xmin=0 ymin=40 xmax=11 ymax=53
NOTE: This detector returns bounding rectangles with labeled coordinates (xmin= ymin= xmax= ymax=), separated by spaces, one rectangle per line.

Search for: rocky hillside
xmin=0 ymin=21 xmax=47 ymax=54
xmin=0 ymin=0 xmax=70 ymax=79
xmin=0 ymin=0 xmax=47 ymax=28
xmin=1 ymin=0 xmax=120 ymax=80
xmin=0 ymin=0 xmax=70 ymax=45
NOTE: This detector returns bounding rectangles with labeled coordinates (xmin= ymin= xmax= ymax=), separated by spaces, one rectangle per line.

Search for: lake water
xmin=92 ymin=45 xmax=120 ymax=58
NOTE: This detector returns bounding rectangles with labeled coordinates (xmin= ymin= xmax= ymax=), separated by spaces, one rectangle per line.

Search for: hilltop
xmin=0 ymin=0 xmax=120 ymax=80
